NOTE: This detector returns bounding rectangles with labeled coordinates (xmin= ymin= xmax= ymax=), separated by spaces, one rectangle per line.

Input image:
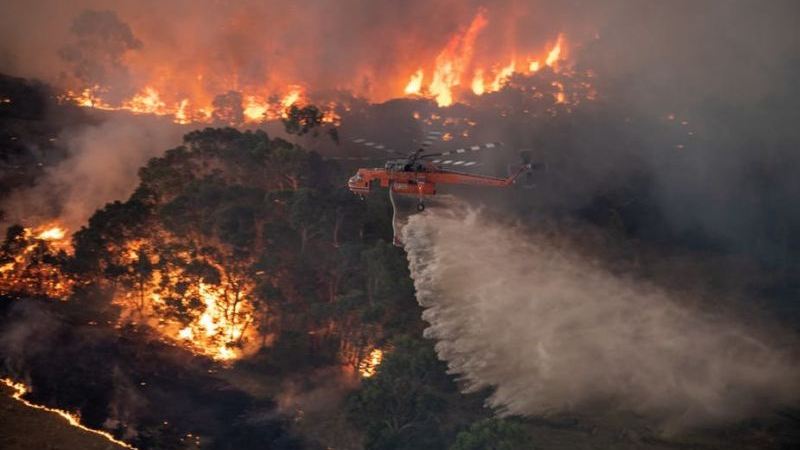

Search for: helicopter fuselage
xmin=347 ymin=160 xmax=530 ymax=201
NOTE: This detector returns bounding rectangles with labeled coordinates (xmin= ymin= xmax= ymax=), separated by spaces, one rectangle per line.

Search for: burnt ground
xmin=0 ymin=382 xmax=129 ymax=450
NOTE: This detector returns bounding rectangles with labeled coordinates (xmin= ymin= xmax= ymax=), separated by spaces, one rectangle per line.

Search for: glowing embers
xmin=36 ymin=226 xmax=67 ymax=242
xmin=59 ymin=84 xmax=322 ymax=127
xmin=358 ymin=348 xmax=384 ymax=378
xmin=2 ymin=378 xmax=138 ymax=449
xmin=174 ymin=282 xmax=256 ymax=361
xmin=123 ymin=86 xmax=167 ymax=115
xmin=0 ymin=223 xmax=73 ymax=298
xmin=116 ymin=242 xmax=259 ymax=362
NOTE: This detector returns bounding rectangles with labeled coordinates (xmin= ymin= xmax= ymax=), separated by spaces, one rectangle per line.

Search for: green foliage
xmin=71 ymin=197 xmax=154 ymax=275
xmin=66 ymin=127 xmax=425 ymax=377
xmin=449 ymin=418 xmax=529 ymax=450
xmin=346 ymin=336 xmax=457 ymax=450
xmin=282 ymin=105 xmax=324 ymax=136
xmin=362 ymin=240 xmax=413 ymax=304
xmin=282 ymin=104 xmax=340 ymax=144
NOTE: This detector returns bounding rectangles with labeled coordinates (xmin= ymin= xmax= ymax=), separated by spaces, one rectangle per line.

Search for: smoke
xmin=274 ymin=367 xmax=362 ymax=448
xmin=0 ymin=1 xmax=797 ymax=242
xmin=0 ymin=0 xmax=610 ymax=102
xmin=1 ymin=115 xmax=183 ymax=231
xmin=58 ymin=9 xmax=142 ymax=100
xmin=104 ymin=365 xmax=148 ymax=440
xmin=402 ymin=204 xmax=800 ymax=431
xmin=0 ymin=300 xmax=61 ymax=379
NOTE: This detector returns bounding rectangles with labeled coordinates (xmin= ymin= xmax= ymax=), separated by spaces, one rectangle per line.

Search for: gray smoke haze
xmin=57 ymin=9 xmax=142 ymax=101
xmin=1 ymin=115 xmax=183 ymax=231
xmin=0 ymin=1 xmax=797 ymax=242
xmin=0 ymin=0 xmax=577 ymax=98
xmin=402 ymin=204 xmax=800 ymax=431
xmin=0 ymin=300 xmax=61 ymax=379
xmin=3 ymin=1 xmax=793 ymax=102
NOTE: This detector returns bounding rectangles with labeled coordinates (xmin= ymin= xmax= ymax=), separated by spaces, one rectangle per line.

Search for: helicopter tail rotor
xmin=513 ymin=149 xmax=546 ymax=188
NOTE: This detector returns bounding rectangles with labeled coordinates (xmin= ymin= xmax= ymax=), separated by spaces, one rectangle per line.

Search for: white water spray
xmin=402 ymin=205 xmax=800 ymax=430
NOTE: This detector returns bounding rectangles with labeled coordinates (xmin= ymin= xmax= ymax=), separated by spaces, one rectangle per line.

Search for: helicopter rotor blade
xmin=419 ymin=141 xmax=503 ymax=159
xmin=419 ymin=130 xmax=445 ymax=148
xmin=324 ymin=156 xmax=388 ymax=161
xmin=350 ymin=138 xmax=400 ymax=155
xmin=410 ymin=130 xmax=447 ymax=150
xmin=430 ymin=159 xmax=481 ymax=167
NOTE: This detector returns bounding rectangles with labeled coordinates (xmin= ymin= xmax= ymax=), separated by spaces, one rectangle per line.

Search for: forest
xmin=1 ymin=44 xmax=799 ymax=449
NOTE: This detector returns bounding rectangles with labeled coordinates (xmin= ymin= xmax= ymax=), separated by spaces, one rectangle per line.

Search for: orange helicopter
xmin=346 ymin=135 xmax=536 ymax=211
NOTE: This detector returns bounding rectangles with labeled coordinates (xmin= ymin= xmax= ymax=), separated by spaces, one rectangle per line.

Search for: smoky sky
xmin=1 ymin=1 xmax=797 ymax=120
xmin=0 ymin=0 xmax=568 ymax=99
xmin=1 ymin=0 xmax=798 ymax=253
xmin=1 ymin=115 xmax=184 ymax=231
xmin=0 ymin=1 xmax=792 ymax=99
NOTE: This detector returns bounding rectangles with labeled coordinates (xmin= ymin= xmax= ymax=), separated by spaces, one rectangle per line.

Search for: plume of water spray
xmin=401 ymin=204 xmax=800 ymax=430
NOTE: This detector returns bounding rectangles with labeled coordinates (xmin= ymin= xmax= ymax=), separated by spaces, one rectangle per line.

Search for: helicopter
xmin=346 ymin=136 xmax=537 ymax=211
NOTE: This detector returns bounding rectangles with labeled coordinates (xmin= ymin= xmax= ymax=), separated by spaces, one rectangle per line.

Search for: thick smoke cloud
xmin=1 ymin=1 xmax=797 ymax=244
xmin=402 ymin=204 xmax=800 ymax=430
xmin=0 ymin=1 xmax=796 ymax=107
xmin=0 ymin=0 xmax=599 ymax=99
xmin=58 ymin=9 xmax=142 ymax=101
xmin=1 ymin=115 xmax=183 ymax=231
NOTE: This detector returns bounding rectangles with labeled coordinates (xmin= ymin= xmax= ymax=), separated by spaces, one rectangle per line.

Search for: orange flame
xmin=490 ymin=59 xmax=516 ymax=92
xmin=404 ymin=69 xmax=424 ymax=95
xmin=427 ymin=8 xmax=488 ymax=106
xmin=471 ymin=69 xmax=485 ymax=95
xmin=55 ymin=10 xmax=581 ymax=122
xmin=123 ymin=87 xmax=167 ymax=115
xmin=2 ymin=378 xmax=139 ymax=449
xmin=358 ymin=348 xmax=384 ymax=378
xmin=243 ymin=95 xmax=269 ymax=122
xmin=0 ymin=223 xmax=73 ymax=297
xmin=545 ymin=34 xmax=565 ymax=68
xmin=36 ymin=226 xmax=67 ymax=241
xmin=115 ymin=238 xmax=258 ymax=362
xmin=400 ymin=11 xmax=574 ymax=106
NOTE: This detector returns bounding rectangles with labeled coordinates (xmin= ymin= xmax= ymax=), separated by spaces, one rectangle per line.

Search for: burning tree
xmin=0 ymin=224 xmax=73 ymax=299
xmin=56 ymin=128 xmax=407 ymax=365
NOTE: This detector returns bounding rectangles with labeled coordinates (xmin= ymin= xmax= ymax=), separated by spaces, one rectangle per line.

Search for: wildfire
xmin=358 ymin=348 xmax=384 ymax=378
xmin=36 ymin=225 xmax=67 ymax=242
xmin=489 ymin=59 xmax=517 ymax=92
xmin=545 ymin=34 xmax=565 ymax=68
xmin=115 ymin=237 xmax=259 ymax=362
xmin=401 ymin=11 xmax=571 ymax=107
xmin=52 ymin=7 xmax=582 ymax=122
xmin=173 ymin=282 xmax=254 ymax=361
xmin=1 ymin=219 xmax=259 ymax=362
xmin=471 ymin=69 xmax=485 ymax=95
xmin=123 ymin=86 xmax=167 ymax=115
xmin=0 ymin=223 xmax=73 ymax=298
xmin=427 ymin=8 xmax=488 ymax=107
xmin=1 ymin=378 xmax=138 ymax=450
xmin=243 ymin=95 xmax=269 ymax=122
xmin=60 ymin=85 xmax=318 ymax=126
xmin=404 ymin=69 xmax=424 ymax=95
